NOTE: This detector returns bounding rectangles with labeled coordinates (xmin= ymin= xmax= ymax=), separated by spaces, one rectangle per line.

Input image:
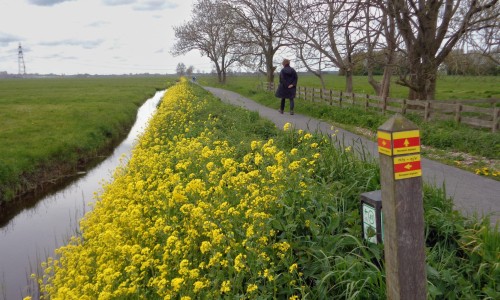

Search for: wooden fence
xmin=264 ymin=82 xmax=500 ymax=133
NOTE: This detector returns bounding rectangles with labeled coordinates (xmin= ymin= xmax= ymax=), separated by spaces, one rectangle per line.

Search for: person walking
xmin=275 ymin=59 xmax=298 ymax=115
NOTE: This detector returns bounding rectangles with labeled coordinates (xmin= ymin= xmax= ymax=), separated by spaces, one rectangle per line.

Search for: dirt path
xmin=205 ymin=86 xmax=500 ymax=227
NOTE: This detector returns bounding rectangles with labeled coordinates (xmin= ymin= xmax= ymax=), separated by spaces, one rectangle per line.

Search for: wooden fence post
xmin=424 ymin=101 xmax=431 ymax=121
xmin=329 ymin=90 xmax=333 ymax=106
xmin=382 ymin=97 xmax=387 ymax=114
xmin=377 ymin=113 xmax=427 ymax=300
xmin=493 ymin=107 xmax=499 ymax=133
xmin=365 ymin=94 xmax=369 ymax=111
xmin=402 ymin=99 xmax=407 ymax=115
xmin=339 ymin=91 xmax=343 ymax=107
xmin=455 ymin=103 xmax=462 ymax=124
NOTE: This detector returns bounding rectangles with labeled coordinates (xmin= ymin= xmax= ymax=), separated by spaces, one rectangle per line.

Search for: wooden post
xmin=402 ymin=99 xmax=407 ymax=115
xmin=424 ymin=101 xmax=430 ymax=121
xmin=329 ymin=90 xmax=333 ymax=106
xmin=455 ymin=103 xmax=462 ymax=124
xmin=377 ymin=114 xmax=427 ymax=300
xmin=382 ymin=97 xmax=387 ymax=114
xmin=365 ymin=94 xmax=370 ymax=111
xmin=339 ymin=91 xmax=343 ymax=107
xmin=493 ymin=107 xmax=499 ymax=133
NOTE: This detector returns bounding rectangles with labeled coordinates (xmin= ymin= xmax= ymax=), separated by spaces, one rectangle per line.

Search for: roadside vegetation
xmin=0 ymin=76 xmax=171 ymax=203
xmin=38 ymin=80 xmax=499 ymax=299
xmin=199 ymin=74 xmax=500 ymax=180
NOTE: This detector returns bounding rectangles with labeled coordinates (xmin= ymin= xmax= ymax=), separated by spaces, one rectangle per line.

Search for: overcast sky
xmin=0 ymin=0 xmax=215 ymax=75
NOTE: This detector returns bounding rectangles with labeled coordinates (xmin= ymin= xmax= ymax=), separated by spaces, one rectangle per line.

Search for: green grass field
xmin=0 ymin=76 xmax=172 ymax=202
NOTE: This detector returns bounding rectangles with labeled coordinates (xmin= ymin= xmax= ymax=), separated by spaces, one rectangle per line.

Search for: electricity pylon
xmin=18 ymin=43 xmax=26 ymax=76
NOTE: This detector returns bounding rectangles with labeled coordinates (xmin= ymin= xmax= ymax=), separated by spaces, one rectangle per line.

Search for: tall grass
xmin=0 ymin=76 xmax=172 ymax=202
xmin=38 ymin=80 xmax=499 ymax=299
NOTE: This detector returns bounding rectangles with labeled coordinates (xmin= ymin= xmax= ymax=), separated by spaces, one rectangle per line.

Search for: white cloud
xmin=102 ymin=0 xmax=178 ymax=10
xmin=133 ymin=0 xmax=177 ymax=11
xmin=102 ymin=0 xmax=135 ymax=6
xmin=0 ymin=0 xmax=212 ymax=75
xmin=39 ymin=39 xmax=104 ymax=49
xmin=28 ymin=0 xmax=76 ymax=6
xmin=0 ymin=32 xmax=20 ymax=47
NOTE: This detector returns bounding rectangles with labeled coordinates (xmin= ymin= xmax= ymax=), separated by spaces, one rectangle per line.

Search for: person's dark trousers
xmin=280 ymin=98 xmax=295 ymax=113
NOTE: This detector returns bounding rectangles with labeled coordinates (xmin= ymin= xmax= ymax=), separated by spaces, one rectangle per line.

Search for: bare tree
xmin=387 ymin=0 xmax=499 ymax=100
xmin=462 ymin=4 xmax=500 ymax=65
xmin=176 ymin=62 xmax=186 ymax=76
xmin=282 ymin=2 xmax=333 ymax=89
xmin=186 ymin=65 xmax=195 ymax=77
xmin=286 ymin=0 xmax=366 ymax=93
xmin=172 ymin=0 xmax=239 ymax=83
xmin=224 ymin=0 xmax=291 ymax=83
xmin=295 ymin=40 xmax=331 ymax=89
xmin=363 ymin=0 xmax=401 ymax=98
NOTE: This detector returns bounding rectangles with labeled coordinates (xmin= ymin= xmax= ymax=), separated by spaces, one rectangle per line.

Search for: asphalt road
xmin=205 ymin=86 xmax=500 ymax=227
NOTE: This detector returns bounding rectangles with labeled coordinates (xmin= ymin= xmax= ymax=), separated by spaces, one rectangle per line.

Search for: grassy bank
xmin=38 ymin=80 xmax=499 ymax=299
xmin=0 ymin=76 xmax=172 ymax=202
xmin=199 ymin=75 xmax=500 ymax=179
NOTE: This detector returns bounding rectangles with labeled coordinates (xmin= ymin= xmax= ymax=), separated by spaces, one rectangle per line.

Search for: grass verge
xmin=38 ymin=79 xmax=499 ymax=299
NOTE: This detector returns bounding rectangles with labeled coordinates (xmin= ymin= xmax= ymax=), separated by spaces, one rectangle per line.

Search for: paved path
xmin=205 ymin=87 xmax=500 ymax=226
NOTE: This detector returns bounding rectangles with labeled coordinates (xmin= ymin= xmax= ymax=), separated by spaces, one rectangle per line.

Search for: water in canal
xmin=0 ymin=90 xmax=165 ymax=300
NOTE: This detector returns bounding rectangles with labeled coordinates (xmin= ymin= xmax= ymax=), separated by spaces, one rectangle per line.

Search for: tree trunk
xmin=379 ymin=67 xmax=393 ymax=99
xmin=222 ymin=70 xmax=227 ymax=84
xmin=368 ymin=71 xmax=382 ymax=96
xmin=319 ymin=75 xmax=326 ymax=90
xmin=265 ymin=56 xmax=276 ymax=83
xmin=379 ymin=49 xmax=396 ymax=98
xmin=345 ymin=69 xmax=353 ymax=93
xmin=408 ymin=63 xmax=438 ymax=100
xmin=216 ymin=67 xmax=223 ymax=84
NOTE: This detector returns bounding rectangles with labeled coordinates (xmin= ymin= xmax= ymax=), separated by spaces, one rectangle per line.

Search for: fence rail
xmin=263 ymin=82 xmax=499 ymax=132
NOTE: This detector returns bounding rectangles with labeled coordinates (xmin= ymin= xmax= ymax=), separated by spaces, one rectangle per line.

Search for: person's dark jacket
xmin=275 ymin=65 xmax=298 ymax=99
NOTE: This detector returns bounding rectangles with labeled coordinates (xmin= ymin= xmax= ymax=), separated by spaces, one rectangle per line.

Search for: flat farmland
xmin=0 ymin=76 xmax=171 ymax=202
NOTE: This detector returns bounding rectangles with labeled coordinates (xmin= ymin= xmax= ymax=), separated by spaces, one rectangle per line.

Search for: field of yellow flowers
xmin=38 ymin=79 xmax=499 ymax=299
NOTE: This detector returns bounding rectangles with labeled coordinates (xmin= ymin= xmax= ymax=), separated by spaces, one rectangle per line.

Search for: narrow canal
xmin=0 ymin=90 xmax=165 ymax=300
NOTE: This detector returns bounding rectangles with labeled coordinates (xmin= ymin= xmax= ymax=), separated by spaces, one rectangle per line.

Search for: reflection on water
xmin=0 ymin=90 xmax=165 ymax=300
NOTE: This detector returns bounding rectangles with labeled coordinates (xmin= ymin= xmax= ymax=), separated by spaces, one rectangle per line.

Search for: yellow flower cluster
xmin=39 ymin=80 xmax=319 ymax=299
xmin=475 ymin=167 xmax=499 ymax=177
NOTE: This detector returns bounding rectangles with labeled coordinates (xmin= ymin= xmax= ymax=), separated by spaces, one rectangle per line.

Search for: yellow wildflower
xmin=193 ymin=281 xmax=206 ymax=293
xmin=171 ymin=277 xmax=184 ymax=292
xmin=200 ymin=241 xmax=211 ymax=254
xmin=247 ymin=283 xmax=258 ymax=293
xmin=220 ymin=280 xmax=231 ymax=293
xmin=234 ymin=253 xmax=246 ymax=272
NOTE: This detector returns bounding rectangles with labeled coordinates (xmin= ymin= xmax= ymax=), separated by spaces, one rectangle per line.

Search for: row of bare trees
xmin=172 ymin=0 xmax=499 ymax=100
